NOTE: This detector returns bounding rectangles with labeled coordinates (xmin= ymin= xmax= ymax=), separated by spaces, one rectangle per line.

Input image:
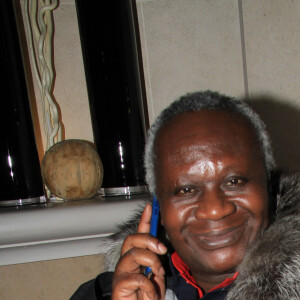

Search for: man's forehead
xmin=162 ymin=138 xmax=247 ymax=167
xmin=156 ymin=110 xmax=255 ymax=140
xmin=158 ymin=110 xmax=252 ymax=133
xmin=154 ymin=110 xmax=260 ymax=163
xmin=167 ymin=139 xmax=220 ymax=157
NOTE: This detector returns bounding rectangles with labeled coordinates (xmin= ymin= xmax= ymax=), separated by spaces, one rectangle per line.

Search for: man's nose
xmin=194 ymin=188 xmax=236 ymax=220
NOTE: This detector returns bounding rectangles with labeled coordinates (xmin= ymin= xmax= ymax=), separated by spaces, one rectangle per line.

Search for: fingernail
xmin=158 ymin=243 xmax=167 ymax=253
xmin=158 ymin=266 xmax=165 ymax=276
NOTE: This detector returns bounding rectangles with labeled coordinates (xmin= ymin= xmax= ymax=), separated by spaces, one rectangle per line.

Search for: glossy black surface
xmin=0 ymin=0 xmax=44 ymax=201
xmin=75 ymin=0 xmax=147 ymax=189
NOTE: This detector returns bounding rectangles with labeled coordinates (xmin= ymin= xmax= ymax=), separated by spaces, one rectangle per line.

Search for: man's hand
xmin=111 ymin=203 xmax=168 ymax=300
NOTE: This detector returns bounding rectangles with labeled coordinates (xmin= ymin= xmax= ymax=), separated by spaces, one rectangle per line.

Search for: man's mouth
xmin=192 ymin=223 xmax=246 ymax=250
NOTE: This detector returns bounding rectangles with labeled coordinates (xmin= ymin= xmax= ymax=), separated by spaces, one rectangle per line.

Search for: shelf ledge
xmin=0 ymin=195 xmax=148 ymax=266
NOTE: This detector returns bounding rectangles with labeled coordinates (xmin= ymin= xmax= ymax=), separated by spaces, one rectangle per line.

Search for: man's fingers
xmin=112 ymin=273 xmax=158 ymax=300
xmin=121 ymin=233 xmax=167 ymax=256
xmin=116 ymin=248 xmax=165 ymax=278
xmin=121 ymin=203 xmax=166 ymax=256
xmin=111 ymin=203 xmax=167 ymax=300
xmin=137 ymin=203 xmax=152 ymax=233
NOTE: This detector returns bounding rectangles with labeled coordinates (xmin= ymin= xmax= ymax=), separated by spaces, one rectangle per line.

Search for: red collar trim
xmin=171 ymin=252 xmax=238 ymax=298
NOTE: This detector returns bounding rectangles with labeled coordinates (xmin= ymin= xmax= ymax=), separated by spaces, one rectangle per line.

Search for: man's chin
xmin=187 ymin=245 xmax=245 ymax=275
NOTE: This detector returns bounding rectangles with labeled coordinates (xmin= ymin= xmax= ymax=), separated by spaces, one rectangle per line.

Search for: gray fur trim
xmin=164 ymin=289 xmax=178 ymax=300
xmin=226 ymin=172 xmax=300 ymax=299
xmin=103 ymin=201 xmax=149 ymax=271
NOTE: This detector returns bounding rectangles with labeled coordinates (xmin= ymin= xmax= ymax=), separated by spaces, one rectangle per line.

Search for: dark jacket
xmin=71 ymin=256 xmax=232 ymax=300
xmin=71 ymin=173 xmax=300 ymax=300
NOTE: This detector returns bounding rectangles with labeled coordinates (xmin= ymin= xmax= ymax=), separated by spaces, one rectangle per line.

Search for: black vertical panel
xmin=75 ymin=0 xmax=148 ymax=191
xmin=0 ymin=0 xmax=44 ymax=204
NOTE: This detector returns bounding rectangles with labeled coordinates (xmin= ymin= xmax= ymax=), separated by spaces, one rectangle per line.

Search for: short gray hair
xmin=144 ymin=90 xmax=276 ymax=194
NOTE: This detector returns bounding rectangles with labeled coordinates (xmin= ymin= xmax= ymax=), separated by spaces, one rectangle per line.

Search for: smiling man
xmin=153 ymin=109 xmax=270 ymax=293
xmin=71 ymin=91 xmax=300 ymax=300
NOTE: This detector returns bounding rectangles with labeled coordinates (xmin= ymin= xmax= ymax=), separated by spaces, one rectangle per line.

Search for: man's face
xmin=154 ymin=110 xmax=269 ymax=276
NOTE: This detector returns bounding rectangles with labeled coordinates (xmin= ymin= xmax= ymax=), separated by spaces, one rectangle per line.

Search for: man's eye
xmin=224 ymin=177 xmax=247 ymax=187
xmin=175 ymin=186 xmax=196 ymax=195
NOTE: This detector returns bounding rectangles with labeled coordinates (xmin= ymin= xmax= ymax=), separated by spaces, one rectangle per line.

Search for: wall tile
xmin=243 ymin=0 xmax=300 ymax=170
xmin=137 ymin=0 xmax=245 ymax=123
xmin=243 ymin=0 xmax=300 ymax=104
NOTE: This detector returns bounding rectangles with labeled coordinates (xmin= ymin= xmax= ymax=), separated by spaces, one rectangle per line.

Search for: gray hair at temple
xmin=144 ymin=90 xmax=276 ymax=194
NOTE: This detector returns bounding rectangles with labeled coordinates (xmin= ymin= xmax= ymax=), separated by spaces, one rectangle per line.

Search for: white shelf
xmin=0 ymin=195 xmax=148 ymax=266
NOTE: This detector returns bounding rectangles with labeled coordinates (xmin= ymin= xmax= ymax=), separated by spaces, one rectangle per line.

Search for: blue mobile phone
xmin=144 ymin=195 xmax=160 ymax=277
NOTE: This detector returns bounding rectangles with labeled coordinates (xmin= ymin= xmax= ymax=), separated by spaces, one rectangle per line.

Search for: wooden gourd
xmin=41 ymin=139 xmax=103 ymax=200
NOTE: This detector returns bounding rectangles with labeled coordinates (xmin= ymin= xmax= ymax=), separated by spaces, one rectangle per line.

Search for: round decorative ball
xmin=41 ymin=139 xmax=103 ymax=200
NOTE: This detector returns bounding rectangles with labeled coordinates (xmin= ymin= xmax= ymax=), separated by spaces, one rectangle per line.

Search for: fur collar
xmin=226 ymin=172 xmax=300 ymax=299
xmin=102 ymin=172 xmax=300 ymax=299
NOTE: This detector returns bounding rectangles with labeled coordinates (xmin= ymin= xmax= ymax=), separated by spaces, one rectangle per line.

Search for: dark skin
xmin=112 ymin=110 xmax=270 ymax=300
